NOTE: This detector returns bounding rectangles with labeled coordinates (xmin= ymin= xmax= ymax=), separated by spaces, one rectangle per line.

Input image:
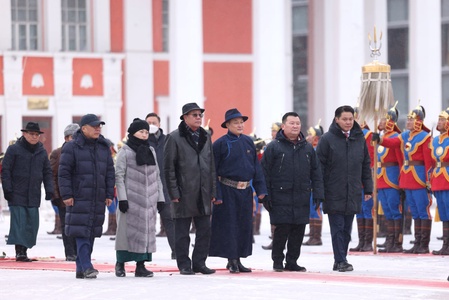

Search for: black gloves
xmin=45 ymin=192 xmax=53 ymax=200
xmin=157 ymin=202 xmax=165 ymax=213
xmin=313 ymin=198 xmax=323 ymax=210
xmin=372 ymin=133 xmax=380 ymax=143
xmin=4 ymin=192 xmax=13 ymax=201
xmin=262 ymin=200 xmax=272 ymax=212
xmin=119 ymin=200 xmax=129 ymax=213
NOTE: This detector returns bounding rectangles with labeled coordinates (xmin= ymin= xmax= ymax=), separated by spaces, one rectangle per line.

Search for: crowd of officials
xmin=1 ymin=102 xmax=449 ymax=280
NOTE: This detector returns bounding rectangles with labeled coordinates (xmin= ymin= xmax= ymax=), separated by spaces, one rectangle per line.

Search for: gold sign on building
xmin=27 ymin=98 xmax=49 ymax=110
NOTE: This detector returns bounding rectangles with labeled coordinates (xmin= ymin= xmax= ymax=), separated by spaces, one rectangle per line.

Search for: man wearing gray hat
xmin=49 ymin=123 xmax=80 ymax=262
xmin=164 ymin=103 xmax=217 ymax=275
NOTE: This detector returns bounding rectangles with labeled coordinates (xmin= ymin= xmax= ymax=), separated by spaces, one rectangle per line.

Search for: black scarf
xmin=126 ymin=135 xmax=155 ymax=166
xmin=21 ymin=136 xmax=39 ymax=153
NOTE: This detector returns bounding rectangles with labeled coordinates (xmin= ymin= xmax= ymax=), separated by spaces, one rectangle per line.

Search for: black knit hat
xmin=127 ymin=118 xmax=149 ymax=135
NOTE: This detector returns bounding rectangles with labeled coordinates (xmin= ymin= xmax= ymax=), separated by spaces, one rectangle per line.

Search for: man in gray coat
xmin=164 ymin=102 xmax=217 ymax=275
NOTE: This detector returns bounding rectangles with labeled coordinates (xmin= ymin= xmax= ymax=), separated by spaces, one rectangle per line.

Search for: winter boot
xmin=253 ymin=213 xmax=261 ymax=235
xmin=379 ymin=220 xmax=394 ymax=253
xmin=433 ymin=221 xmax=449 ymax=255
xmin=15 ymin=245 xmax=32 ymax=262
xmin=404 ymin=219 xmax=422 ymax=254
xmin=115 ymin=262 xmax=126 ymax=277
xmin=135 ymin=261 xmax=154 ymax=277
xmin=226 ymin=259 xmax=239 ymax=273
xmin=415 ymin=219 xmax=431 ymax=254
xmin=349 ymin=218 xmax=365 ymax=252
xmin=303 ymin=219 xmax=323 ymax=246
xmin=47 ymin=214 xmax=62 ymax=235
xmin=156 ymin=219 xmax=166 ymax=237
xmin=361 ymin=219 xmax=374 ymax=252
xmin=377 ymin=214 xmax=387 ymax=238
xmin=103 ymin=213 xmax=117 ymax=235
xmin=389 ymin=219 xmax=404 ymax=253
xmin=262 ymin=225 xmax=275 ymax=250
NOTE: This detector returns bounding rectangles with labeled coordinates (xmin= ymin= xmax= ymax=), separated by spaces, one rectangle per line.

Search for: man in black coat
xmin=146 ymin=112 xmax=176 ymax=260
xmin=58 ymin=114 xmax=115 ymax=279
xmin=1 ymin=122 xmax=53 ymax=262
xmin=316 ymin=105 xmax=373 ymax=272
xmin=261 ymin=112 xmax=324 ymax=272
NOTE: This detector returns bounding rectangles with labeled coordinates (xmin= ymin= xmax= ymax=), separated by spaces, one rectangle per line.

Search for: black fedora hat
xmin=21 ymin=122 xmax=44 ymax=134
xmin=221 ymin=108 xmax=248 ymax=128
xmin=180 ymin=102 xmax=205 ymax=120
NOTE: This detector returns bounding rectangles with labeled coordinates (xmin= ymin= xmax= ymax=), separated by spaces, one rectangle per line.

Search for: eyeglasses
xmin=189 ymin=113 xmax=203 ymax=118
xmin=26 ymin=132 xmax=40 ymax=137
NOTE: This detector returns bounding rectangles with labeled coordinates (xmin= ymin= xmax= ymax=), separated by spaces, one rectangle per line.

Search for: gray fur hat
xmin=64 ymin=123 xmax=80 ymax=137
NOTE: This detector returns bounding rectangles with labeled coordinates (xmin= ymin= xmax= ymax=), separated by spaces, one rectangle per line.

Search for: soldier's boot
xmin=253 ymin=213 xmax=261 ymax=236
xmin=377 ymin=214 xmax=387 ymax=238
xmin=303 ymin=219 xmax=323 ymax=246
xmin=360 ymin=219 xmax=374 ymax=252
xmin=47 ymin=214 xmax=62 ymax=235
xmin=156 ymin=218 xmax=166 ymax=237
xmin=415 ymin=219 xmax=431 ymax=254
xmin=378 ymin=220 xmax=394 ymax=253
xmin=262 ymin=225 xmax=275 ymax=250
xmin=349 ymin=218 xmax=365 ymax=252
xmin=404 ymin=210 xmax=412 ymax=235
xmin=433 ymin=221 xmax=449 ymax=255
xmin=389 ymin=219 xmax=404 ymax=253
xmin=404 ymin=219 xmax=422 ymax=254
xmin=189 ymin=222 xmax=196 ymax=234
xmin=103 ymin=213 xmax=117 ymax=235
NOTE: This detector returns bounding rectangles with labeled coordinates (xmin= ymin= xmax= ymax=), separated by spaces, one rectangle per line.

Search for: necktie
xmin=344 ymin=132 xmax=349 ymax=139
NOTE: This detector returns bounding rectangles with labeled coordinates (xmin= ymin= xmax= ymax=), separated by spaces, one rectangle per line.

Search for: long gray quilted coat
xmin=115 ymin=144 xmax=164 ymax=254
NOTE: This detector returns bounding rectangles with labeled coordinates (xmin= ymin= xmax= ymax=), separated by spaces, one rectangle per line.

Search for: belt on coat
xmin=377 ymin=161 xmax=399 ymax=168
xmin=403 ymin=160 xmax=424 ymax=166
xmin=218 ymin=177 xmax=251 ymax=190
xmin=436 ymin=161 xmax=449 ymax=168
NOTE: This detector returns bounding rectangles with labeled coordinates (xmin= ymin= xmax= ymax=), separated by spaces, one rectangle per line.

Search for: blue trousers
xmin=405 ymin=189 xmax=432 ymax=220
xmin=356 ymin=191 xmax=373 ymax=219
xmin=75 ymin=237 xmax=95 ymax=272
xmin=378 ymin=188 xmax=402 ymax=220
xmin=328 ymin=214 xmax=354 ymax=263
xmin=435 ymin=190 xmax=449 ymax=221
xmin=309 ymin=195 xmax=322 ymax=220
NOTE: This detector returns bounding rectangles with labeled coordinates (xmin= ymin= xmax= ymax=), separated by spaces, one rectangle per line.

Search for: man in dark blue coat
xmin=146 ymin=112 xmax=176 ymax=260
xmin=261 ymin=112 xmax=324 ymax=272
xmin=316 ymin=105 xmax=373 ymax=272
xmin=58 ymin=114 xmax=115 ymax=279
xmin=209 ymin=108 xmax=267 ymax=273
xmin=1 ymin=122 xmax=53 ymax=262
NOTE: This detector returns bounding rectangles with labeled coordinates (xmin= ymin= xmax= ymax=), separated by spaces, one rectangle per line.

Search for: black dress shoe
xmin=84 ymin=267 xmax=99 ymax=279
xmin=337 ymin=261 xmax=353 ymax=272
xmin=66 ymin=255 xmax=77 ymax=261
xmin=76 ymin=272 xmax=85 ymax=279
xmin=226 ymin=259 xmax=240 ymax=273
xmin=193 ymin=265 xmax=216 ymax=274
xmin=180 ymin=268 xmax=195 ymax=275
xmin=237 ymin=259 xmax=252 ymax=273
xmin=115 ymin=262 xmax=126 ymax=277
xmin=284 ymin=263 xmax=306 ymax=272
xmin=332 ymin=262 xmax=338 ymax=271
xmin=273 ymin=262 xmax=284 ymax=272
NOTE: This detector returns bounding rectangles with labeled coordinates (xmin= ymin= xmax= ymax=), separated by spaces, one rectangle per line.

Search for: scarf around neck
xmin=126 ymin=135 xmax=155 ymax=166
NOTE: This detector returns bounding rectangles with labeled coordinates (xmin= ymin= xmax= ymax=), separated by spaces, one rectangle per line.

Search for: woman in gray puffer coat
xmin=114 ymin=119 xmax=165 ymax=278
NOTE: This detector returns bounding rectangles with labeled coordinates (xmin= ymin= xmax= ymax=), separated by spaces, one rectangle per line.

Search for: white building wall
xmin=0 ymin=0 xmax=12 ymax=50
xmin=44 ymin=0 xmax=61 ymax=52
xmin=53 ymin=55 xmax=73 ymax=146
xmin=253 ymin=0 xmax=292 ymax=139
xmin=93 ymin=0 xmax=111 ymax=53
xmin=409 ymin=0 xmax=442 ymax=128
xmin=169 ymin=0 xmax=204 ymax=132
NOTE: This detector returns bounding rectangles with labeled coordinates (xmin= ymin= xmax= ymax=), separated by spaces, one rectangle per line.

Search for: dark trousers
xmin=58 ymin=206 xmax=77 ymax=258
xmin=174 ymin=215 xmax=211 ymax=270
xmin=75 ymin=237 xmax=95 ymax=272
xmin=272 ymin=223 xmax=306 ymax=265
xmin=160 ymin=203 xmax=176 ymax=253
xmin=328 ymin=214 xmax=354 ymax=263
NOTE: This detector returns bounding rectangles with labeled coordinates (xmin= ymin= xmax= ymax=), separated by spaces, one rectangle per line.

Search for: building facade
xmin=0 ymin=0 xmax=446 ymax=153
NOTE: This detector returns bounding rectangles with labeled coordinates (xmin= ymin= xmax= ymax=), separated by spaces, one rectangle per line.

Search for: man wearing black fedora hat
xmin=164 ymin=102 xmax=216 ymax=275
xmin=209 ymin=108 xmax=267 ymax=273
xmin=1 ymin=122 xmax=54 ymax=262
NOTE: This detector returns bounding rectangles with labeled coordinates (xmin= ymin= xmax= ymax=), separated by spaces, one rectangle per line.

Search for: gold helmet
xmin=383 ymin=101 xmax=400 ymax=133
xmin=307 ymin=119 xmax=324 ymax=138
xmin=439 ymin=107 xmax=449 ymax=132
xmin=407 ymin=103 xmax=428 ymax=132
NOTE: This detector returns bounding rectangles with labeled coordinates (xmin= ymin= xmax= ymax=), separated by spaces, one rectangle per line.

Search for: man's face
xmin=437 ymin=116 xmax=448 ymax=132
xmin=378 ymin=118 xmax=387 ymax=131
xmin=146 ymin=116 xmax=160 ymax=128
xmin=23 ymin=131 xmax=40 ymax=145
xmin=183 ymin=109 xmax=203 ymax=131
xmin=282 ymin=116 xmax=301 ymax=140
xmin=226 ymin=118 xmax=244 ymax=135
xmin=82 ymin=124 xmax=102 ymax=139
xmin=406 ymin=117 xmax=414 ymax=131
xmin=335 ymin=112 xmax=354 ymax=132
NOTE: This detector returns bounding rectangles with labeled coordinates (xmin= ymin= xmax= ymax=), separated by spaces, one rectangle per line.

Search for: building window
xmin=442 ymin=0 xmax=449 ymax=108
xmin=292 ymin=0 xmax=308 ymax=128
xmin=387 ymin=0 xmax=409 ymax=129
xmin=11 ymin=0 xmax=39 ymax=51
xmin=162 ymin=0 xmax=169 ymax=52
xmin=61 ymin=0 xmax=89 ymax=51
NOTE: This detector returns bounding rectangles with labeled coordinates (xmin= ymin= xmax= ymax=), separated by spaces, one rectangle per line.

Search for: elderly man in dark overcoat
xmin=164 ymin=103 xmax=216 ymax=275
xmin=209 ymin=108 xmax=267 ymax=273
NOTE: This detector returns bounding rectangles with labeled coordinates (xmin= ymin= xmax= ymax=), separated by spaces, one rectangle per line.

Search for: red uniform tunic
xmin=376 ymin=131 xmax=403 ymax=189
